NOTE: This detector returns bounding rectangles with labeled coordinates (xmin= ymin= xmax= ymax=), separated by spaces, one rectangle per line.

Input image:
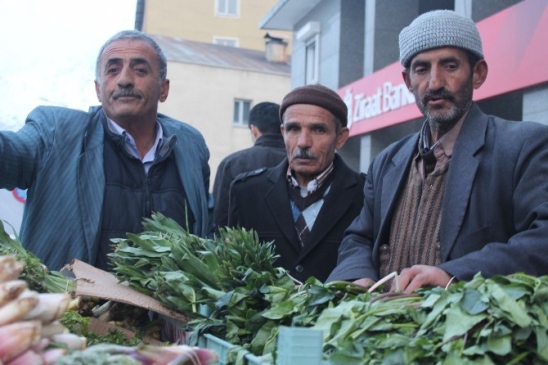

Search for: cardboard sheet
xmin=61 ymin=259 xmax=188 ymax=323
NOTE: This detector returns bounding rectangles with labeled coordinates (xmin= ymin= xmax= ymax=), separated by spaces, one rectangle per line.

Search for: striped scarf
xmin=287 ymin=164 xmax=334 ymax=247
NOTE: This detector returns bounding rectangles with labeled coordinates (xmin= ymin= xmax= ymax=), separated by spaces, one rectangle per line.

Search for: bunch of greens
xmin=61 ymin=310 xmax=142 ymax=347
xmin=109 ymin=214 xmax=548 ymax=364
xmin=0 ymin=220 xmax=74 ymax=293
xmin=109 ymin=213 xmax=294 ymax=351
xmin=247 ymin=273 xmax=548 ymax=364
xmin=308 ymin=273 xmax=548 ymax=364
xmin=223 ymin=278 xmax=371 ymax=360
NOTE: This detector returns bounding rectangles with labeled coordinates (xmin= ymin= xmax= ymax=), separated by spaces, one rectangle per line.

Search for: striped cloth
xmin=379 ymin=148 xmax=450 ymax=278
xmin=287 ymin=163 xmax=334 ymax=247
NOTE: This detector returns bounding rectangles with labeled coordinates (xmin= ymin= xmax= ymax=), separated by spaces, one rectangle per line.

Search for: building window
xmin=233 ymin=99 xmax=251 ymax=126
xmin=305 ymin=35 xmax=319 ymax=84
xmin=297 ymin=21 xmax=321 ymax=85
xmin=215 ymin=0 xmax=239 ymax=17
xmin=213 ymin=37 xmax=239 ymax=47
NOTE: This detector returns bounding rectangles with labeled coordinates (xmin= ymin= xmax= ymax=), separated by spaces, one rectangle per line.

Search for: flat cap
xmin=399 ymin=10 xmax=484 ymax=67
xmin=280 ymin=84 xmax=348 ymax=127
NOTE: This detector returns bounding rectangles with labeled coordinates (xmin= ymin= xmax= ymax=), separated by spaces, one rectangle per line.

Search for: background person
xmin=228 ymin=84 xmax=365 ymax=283
xmin=327 ymin=10 xmax=548 ymax=292
xmin=212 ymin=102 xmax=286 ymax=228
xmin=0 ymin=30 xmax=213 ymax=270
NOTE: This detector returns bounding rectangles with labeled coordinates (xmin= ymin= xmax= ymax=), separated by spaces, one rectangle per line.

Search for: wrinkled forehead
xmin=283 ymin=104 xmax=338 ymax=125
xmin=408 ymin=46 xmax=470 ymax=66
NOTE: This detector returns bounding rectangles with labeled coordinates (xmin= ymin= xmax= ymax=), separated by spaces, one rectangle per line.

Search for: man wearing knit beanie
xmin=329 ymin=10 xmax=548 ymax=292
xmin=227 ymin=84 xmax=365 ymax=283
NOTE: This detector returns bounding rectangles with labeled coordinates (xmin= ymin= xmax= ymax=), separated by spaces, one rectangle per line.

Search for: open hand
xmin=392 ymin=265 xmax=453 ymax=293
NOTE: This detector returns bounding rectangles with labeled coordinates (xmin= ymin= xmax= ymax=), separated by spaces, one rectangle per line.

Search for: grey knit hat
xmin=399 ymin=10 xmax=484 ymax=67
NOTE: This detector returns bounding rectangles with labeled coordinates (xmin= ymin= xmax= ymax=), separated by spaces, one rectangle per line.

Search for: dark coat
xmin=328 ymin=103 xmax=548 ymax=282
xmin=213 ymin=134 xmax=286 ymax=228
xmin=228 ymin=154 xmax=365 ymax=283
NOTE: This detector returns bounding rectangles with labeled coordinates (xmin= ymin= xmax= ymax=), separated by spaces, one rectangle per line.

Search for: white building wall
xmin=158 ymin=61 xmax=291 ymax=188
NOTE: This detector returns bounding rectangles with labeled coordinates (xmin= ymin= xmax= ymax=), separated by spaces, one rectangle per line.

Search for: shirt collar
xmin=106 ymin=118 xmax=163 ymax=163
xmin=287 ymin=161 xmax=334 ymax=196
xmin=418 ymin=107 xmax=470 ymax=158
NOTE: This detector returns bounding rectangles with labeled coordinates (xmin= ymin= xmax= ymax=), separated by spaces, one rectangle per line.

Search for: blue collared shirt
xmin=106 ymin=118 xmax=163 ymax=173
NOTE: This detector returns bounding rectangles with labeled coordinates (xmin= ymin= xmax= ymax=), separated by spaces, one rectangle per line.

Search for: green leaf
xmin=262 ymin=301 xmax=298 ymax=320
xmin=216 ymin=291 xmax=234 ymax=309
xmin=443 ymin=305 xmax=487 ymax=342
xmin=202 ymin=287 xmax=227 ymax=301
xmin=250 ymin=320 xmax=277 ymax=354
xmin=260 ymin=285 xmax=291 ymax=304
xmin=486 ymin=281 xmax=531 ymax=328
xmin=461 ymin=288 xmax=489 ymax=315
xmin=314 ymin=301 xmax=360 ymax=338
xmin=487 ymin=334 xmax=512 ymax=356
xmin=535 ymin=326 xmax=548 ymax=361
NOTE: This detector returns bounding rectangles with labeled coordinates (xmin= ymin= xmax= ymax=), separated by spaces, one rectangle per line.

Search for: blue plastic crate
xmin=198 ymin=334 xmax=272 ymax=364
xmin=199 ymin=330 xmax=328 ymax=365
xmin=198 ymin=333 xmax=235 ymax=365
xmin=276 ymin=327 xmax=323 ymax=365
xmin=245 ymin=353 xmax=273 ymax=365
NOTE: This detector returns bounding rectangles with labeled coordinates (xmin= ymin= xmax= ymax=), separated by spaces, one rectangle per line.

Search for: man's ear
xmin=159 ymin=79 xmax=170 ymax=102
xmin=94 ymin=80 xmax=102 ymax=102
xmin=250 ymin=124 xmax=260 ymax=139
xmin=402 ymin=70 xmax=413 ymax=91
xmin=472 ymin=60 xmax=488 ymax=90
xmin=335 ymin=127 xmax=350 ymax=150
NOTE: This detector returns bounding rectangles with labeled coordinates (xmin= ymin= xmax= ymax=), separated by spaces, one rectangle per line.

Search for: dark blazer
xmin=228 ymin=154 xmax=365 ymax=282
xmin=213 ymin=134 xmax=286 ymax=228
xmin=328 ymin=103 xmax=548 ymax=282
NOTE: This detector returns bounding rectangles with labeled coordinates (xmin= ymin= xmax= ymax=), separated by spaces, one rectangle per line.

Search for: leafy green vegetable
xmin=61 ymin=310 xmax=142 ymax=347
xmin=313 ymin=274 xmax=548 ymax=364
xmin=109 ymin=214 xmax=548 ymax=364
xmin=0 ymin=220 xmax=74 ymax=293
xmin=109 ymin=213 xmax=294 ymax=355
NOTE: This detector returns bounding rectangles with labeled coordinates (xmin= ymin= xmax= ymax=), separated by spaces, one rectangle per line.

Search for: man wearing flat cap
xmin=228 ymin=84 xmax=365 ymax=283
xmin=328 ymin=10 xmax=548 ymax=291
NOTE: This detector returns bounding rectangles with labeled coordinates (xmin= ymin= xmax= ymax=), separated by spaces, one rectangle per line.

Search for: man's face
xmin=281 ymin=104 xmax=349 ymax=186
xmin=403 ymin=47 xmax=476 ymax=128
xmin=94 ymin=39 xmax=169 ymax=127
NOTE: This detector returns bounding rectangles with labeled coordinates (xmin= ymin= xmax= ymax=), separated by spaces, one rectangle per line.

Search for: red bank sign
xmin=340 ymin=0 xmax=548 ymax=137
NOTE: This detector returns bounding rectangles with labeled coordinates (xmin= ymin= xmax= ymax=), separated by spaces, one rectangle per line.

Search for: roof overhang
xmin=259 ymin=0 xmax=322 ymax=31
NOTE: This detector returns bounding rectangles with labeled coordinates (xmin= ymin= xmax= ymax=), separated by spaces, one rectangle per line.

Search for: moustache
xmin=422 ymin=89 xmax=454 ymax=105
xmin=293 ymin=149 xmax=316 ymax=159
xmin=113 ymin=90 xmax=142 ymax=99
